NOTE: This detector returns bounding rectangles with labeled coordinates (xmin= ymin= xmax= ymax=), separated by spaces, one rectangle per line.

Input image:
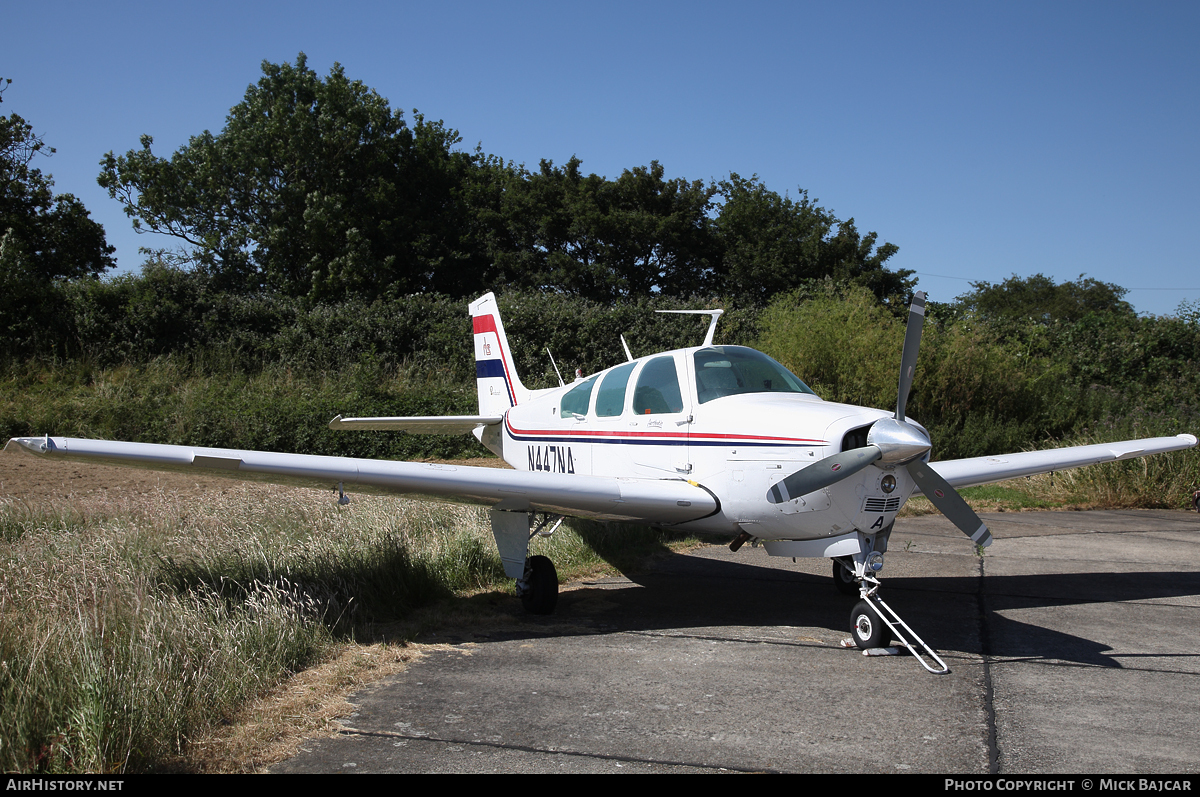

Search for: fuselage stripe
xmin=505 ymin=418 xmax=825 ymax=447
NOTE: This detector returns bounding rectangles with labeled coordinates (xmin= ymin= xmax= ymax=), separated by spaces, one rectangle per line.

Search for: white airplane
xmin=7 ymin=292 xmax=1196 ymax=671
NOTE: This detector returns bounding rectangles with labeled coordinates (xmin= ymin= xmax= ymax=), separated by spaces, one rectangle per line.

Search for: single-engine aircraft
xmin=7 ymin=292 xmax=1196 ymax=672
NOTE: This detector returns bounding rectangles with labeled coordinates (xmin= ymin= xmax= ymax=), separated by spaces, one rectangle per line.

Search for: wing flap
xmin=328 ymin=414 xmax=504 ymax=434
xmin=192 ymin=453 xmax=242 ymax=470
xmin=5 ymin=436 xmax=716 ymax=524
xmin=927 ymin=434 xmax=1197 ymax=491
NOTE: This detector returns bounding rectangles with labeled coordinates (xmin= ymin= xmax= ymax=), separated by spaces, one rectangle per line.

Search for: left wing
xmin=927 ymin=434 xmax=1197 ymax=491
xmin=4 ymin=436 xmax=717 ymax=524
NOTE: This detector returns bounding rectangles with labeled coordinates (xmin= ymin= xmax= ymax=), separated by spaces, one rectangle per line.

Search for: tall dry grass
xmin=1020 ymin=439 xmax=1200 ymax=509
xmin=0 ymin=486 xmax=498 ymax=772
xmin=0 ymin=480 xmax=699 ymax=773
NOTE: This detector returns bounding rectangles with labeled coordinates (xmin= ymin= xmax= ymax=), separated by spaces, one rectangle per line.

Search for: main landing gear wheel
xmin=520 ymin=555 xmax=559 ymax=615
xmin=832 ymin=557 xmax=858 ymax=596
xmin=850 ymin=599 xmax=887 ymax=650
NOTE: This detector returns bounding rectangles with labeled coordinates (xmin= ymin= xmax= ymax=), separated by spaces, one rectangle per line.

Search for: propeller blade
xmin=895 ymin=291 xmax=926 ymax=422
xmin=768 ymin=446 xmax=882 ymax=504
xmin=905 ymin=460 xmax=992 ymax=547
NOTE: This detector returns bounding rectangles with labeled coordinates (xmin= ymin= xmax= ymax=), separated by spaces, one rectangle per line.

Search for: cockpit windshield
xmin=693 ymin=346 xmax=816 ymax=404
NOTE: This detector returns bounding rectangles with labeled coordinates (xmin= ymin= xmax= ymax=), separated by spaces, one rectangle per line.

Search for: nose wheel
xmin=850 ymin=599 xmax=887 ymax=649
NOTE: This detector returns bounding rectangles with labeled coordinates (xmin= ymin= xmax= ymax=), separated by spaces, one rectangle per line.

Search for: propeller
xmin=767 ymin=291 xmax=992 ymax=548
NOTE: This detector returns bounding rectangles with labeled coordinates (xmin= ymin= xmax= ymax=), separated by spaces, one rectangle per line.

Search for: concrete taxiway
xmin=273 ymin=509 xmax=1200 ymax=774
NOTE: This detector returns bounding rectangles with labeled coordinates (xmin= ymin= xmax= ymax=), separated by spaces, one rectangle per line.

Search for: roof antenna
xmin=620 ymin=334 xmax=634 ymax=362
xmin=656 ymin=309 xmax=724 ymax=347
xmin=546 ymin=348 xmax=565 ymax=387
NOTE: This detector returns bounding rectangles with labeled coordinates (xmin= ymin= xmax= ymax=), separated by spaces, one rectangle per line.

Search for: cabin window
xmin=632 ymin=356 xmax=684 ymax=415
xmin=560 ymin=376 xmax=597 ymax=418
xmin=693 ymin=346 xmax=816 ymax=404
xmin=595 ymin=362 xmax=637 ymax=417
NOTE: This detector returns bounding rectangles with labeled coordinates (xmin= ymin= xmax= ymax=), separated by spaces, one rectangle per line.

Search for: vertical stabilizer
xmin=470 ymin=293 xmax=530 ymax=415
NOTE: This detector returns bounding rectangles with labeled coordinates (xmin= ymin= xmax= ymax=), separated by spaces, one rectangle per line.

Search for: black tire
xmin=832 ymin=558 xmax=858 ymax=596
xmin=520 ymin=555 xmax=559 ymax=615
xmin=850 ymin=599 xmax=886 ymax=649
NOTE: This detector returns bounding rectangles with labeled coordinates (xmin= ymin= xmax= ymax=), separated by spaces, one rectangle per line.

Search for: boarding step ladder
xmin=860 ymin=582 xmax=950 ymax=675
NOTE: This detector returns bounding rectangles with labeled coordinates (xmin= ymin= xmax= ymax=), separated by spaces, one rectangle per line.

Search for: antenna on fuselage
xmin=546 ymin=348 xmax=565 ymax=387
xmin=656 ymin=309 xmax=724 ymax=347
xmin=620 ymin=334 xmax=634 ymax=362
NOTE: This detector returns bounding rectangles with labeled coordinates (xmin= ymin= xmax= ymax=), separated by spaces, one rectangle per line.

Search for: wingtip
xmin=1179 ymin=433 xmax=1198 ymax=447
xmin=5 ymin=436 xmax=56 ymax=455
xmin=328 ymin=414 xmax=344 ymax=430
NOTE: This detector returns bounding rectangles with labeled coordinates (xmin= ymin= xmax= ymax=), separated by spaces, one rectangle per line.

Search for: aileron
xmin=328 ymin=414 xmax=503 ymax=434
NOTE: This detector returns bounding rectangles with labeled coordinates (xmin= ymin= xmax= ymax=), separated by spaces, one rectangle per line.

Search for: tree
xmin=599 ymin=162 xmax=718 ymax=298
xmin=1 ymin=77 xmax=115 ymax=353
xmin=95 ymin=56 xmax=910 ymax=307
xmin=489 ymin=156 xmax=610 ymax=297
xmin=711 ymin=174 xmax=910 ymax=306
xmin=954 ymin=273 xmax=1135 ymax=324
xmin=1 ymin=77 xmax=115 ymax=285
xmin=487 ymin=158 xmax=718 ymax=302
xmin=99 ymin=55 xmax=487 ymax=301
xmin=712 ymin=174 xmax=832 ymax=305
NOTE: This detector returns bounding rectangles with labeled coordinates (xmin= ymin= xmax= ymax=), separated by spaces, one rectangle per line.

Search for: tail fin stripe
xmin=470 ymin=294 xmax=528 ymax=414
xmin=472 ymin=313 xmax=518 ymax=407
xmin=475 ymin=360 xmax=507 ymax=379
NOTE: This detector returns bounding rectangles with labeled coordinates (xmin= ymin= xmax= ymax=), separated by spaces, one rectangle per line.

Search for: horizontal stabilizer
xmin=328 ymin=415 xmax=503 ymax=434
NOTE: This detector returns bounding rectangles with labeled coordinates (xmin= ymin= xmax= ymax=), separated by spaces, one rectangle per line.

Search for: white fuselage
xmin=487 ymin=345 xmax=919 ymax=541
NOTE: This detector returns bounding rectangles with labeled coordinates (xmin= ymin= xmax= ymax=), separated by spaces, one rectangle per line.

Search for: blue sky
xmin=5 ymin=1 xmax=1198 ymax=315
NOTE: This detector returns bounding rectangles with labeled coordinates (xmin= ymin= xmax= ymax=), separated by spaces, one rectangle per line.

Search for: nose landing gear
xmin=835 ymin=543 xmax=950 ymax=674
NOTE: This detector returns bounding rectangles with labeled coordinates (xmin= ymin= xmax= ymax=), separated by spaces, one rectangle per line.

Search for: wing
xmin=927 ymin=434 xmax=1197 ymax=491
xmin=4 ymin=436 xmax=717 ymax=524
xmin=327 ymin=414 xmax=503 ymax=434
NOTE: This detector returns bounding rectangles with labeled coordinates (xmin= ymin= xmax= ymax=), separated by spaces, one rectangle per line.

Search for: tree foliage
xmin=100 ymin=55 xmax=490 ymax=301
xmin=1 ymin=77 xmax=115 ymax=285
xmin=1 ymin=77 xmax=116 ymax=352
xmin=98 ymin=55 xmax=908 ymax=306
xmin=487 ymin=158 xmax=718 ymax=300
xmin=954 ymin=273 xmax=1134 ymax=325
xmin=486 ymin=164 xmax=909 ymax=305
xmin=713 ymin=174 xmax=910 ymax=306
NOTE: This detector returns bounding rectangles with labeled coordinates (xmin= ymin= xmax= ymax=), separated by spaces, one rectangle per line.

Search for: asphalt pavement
xmin=273 ymin=509 xmax=1200 ymax=774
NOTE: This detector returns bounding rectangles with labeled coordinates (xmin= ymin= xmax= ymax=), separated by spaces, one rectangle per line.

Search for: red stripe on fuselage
xmin=505 ymin=417 xmax=824 ymax=444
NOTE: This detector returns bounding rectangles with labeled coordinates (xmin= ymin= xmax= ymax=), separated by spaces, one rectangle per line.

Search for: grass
xmin=899 ymin=483 xmax=1062 ymax=517
xmin=0 ymin=481 xmax=706 ymax=773
xmin=0 ymin=490 xmax=334 ymax=773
